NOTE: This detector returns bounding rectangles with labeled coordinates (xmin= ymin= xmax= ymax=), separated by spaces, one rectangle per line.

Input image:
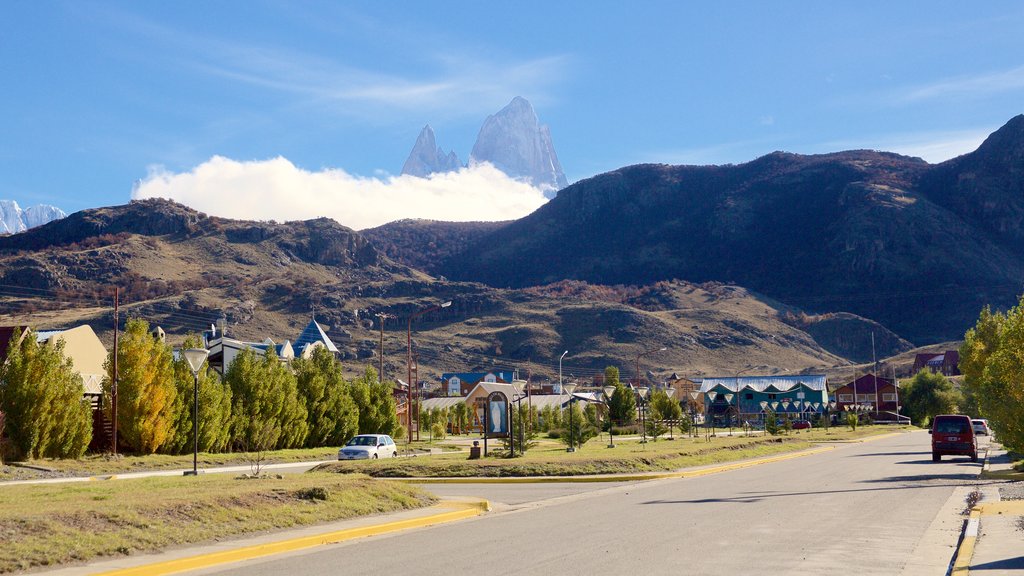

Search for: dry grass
xmin=317 ymin=426 xmax=903 ymax=478
xmin=0 ymin=473 xmax=432 ymax=573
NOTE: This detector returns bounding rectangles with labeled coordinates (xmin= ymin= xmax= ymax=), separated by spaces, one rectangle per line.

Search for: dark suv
xmin=930 ymin=414 xmax=978 ymax=462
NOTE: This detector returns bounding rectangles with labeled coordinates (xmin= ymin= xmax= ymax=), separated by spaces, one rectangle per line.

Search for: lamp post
xmin=558 ymin=350 xmax=568 ymax=393
xmin=603 ymin=385 xmax=616 ymax=448
xmin=375 ymin=312 xmax=392 ymax=383
xmin=759 ymin=400 xmax=769 ymax=435
xmin=181 ymin=348 xmax=209 ymax=477
xmin=564 ymin=382 xmax=578 ymax=452
xmin=689 ymin=391 xmax=700 ymax=438
xmin=724 ymin=393 xmax=734 ymax=436
xmin=665 ymin=387 xmax=676 ymax=439
xmin=510 ymin=387 xmax=528 ymax=457
xmin=637 ymin=386 xmax=650 ymax=443
xmin=407 ymin=301 xmax=451 ymax=444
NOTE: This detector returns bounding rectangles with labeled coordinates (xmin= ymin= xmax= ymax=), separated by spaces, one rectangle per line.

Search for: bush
xmin=610 ymin=424 xmax=640 ymax=436
xmin=847 ymin=412 xmax=859 ymax=431
xmin=547 ymin=429 xmax=563 ymax=439
xmin=430 ymin=422 xmax=446 ymax=441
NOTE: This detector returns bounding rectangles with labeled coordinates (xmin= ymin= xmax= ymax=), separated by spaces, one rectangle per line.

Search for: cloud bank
xmin=131 ymin=156 xmax=548 ymax=230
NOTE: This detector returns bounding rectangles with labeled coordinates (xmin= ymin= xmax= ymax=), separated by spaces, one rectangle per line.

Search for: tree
xmin=649 ymin=389 xmax=683 ymax=438
xmin=103 ymin=318 xmax=176 ymax=454
xmin=560 ymin=401 xmax=598 ymax=449
xmin=164 ymin=335 xmax=232 ymax=455
xmin=606 ymin=366 xmax=637 ymax=425
xmin=901 ymin=370 xmax=961 ymax=427
xmin=0 ymin=328 xmax=92 ymax=459
xmin=294 ymin=346 xmax=358 ymax=448
xmin=960 ymin=300 xmax=1024 ymax=452
xmin=350 ymin=366 xmax=400 ymax=436
xmin=503 ymin=402 xmax=538 ymax=455
xmin=226 ymin=347 xmax=308 ymax=452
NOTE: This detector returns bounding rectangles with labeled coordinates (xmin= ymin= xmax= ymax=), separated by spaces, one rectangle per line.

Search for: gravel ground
xmin=999 ymin=480 xmax=1024 ymax=500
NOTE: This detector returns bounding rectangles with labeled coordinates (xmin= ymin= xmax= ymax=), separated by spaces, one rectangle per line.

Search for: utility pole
xmin=872 ymin=332 xmax=879 ymax=419
xmin=413 ymin=351 xmax=420 ymax=441
xmin=375 ymin=312 xmax=392 ymax=383
xmin=112 ymin=286 xmax=119 ymax=455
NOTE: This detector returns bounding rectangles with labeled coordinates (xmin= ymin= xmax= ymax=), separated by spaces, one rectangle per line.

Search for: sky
xmin=3 ymin=2 xmax=1024 ymax=230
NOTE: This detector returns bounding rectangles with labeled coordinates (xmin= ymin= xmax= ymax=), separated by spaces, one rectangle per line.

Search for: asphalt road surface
xmin=198 ymin=431 xmax=988 ymax=576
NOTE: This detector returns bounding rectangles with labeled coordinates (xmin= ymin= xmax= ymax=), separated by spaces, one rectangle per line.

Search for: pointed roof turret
xmin=294 ymin=318 xmax=339 ymax=354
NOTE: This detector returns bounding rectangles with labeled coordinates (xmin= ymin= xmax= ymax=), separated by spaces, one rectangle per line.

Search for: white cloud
xmin=896 ymin=65 xmax=1024 ymax=103
xmin=131 ymin=156 xmax=548 ymax=230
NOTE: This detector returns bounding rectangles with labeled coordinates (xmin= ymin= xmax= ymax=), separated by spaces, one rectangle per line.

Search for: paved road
xmin=197 ymin=431 xmax=990 ymax=576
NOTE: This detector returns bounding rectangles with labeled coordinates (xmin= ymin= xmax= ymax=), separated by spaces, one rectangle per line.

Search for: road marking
xmin=90 ymin=499 xmax=490 ymax=576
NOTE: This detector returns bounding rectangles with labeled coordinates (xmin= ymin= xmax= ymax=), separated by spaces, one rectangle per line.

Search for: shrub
xmin=430 ymin=422 xmax=447 ymax=441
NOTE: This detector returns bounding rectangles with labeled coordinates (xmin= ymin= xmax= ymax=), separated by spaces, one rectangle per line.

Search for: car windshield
xmin=347 ymin=436 xmax=377 ymax=446
xmin=935 ymin=419 xmax=969 ymax=434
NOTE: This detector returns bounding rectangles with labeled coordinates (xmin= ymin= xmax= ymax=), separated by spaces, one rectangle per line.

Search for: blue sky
xmin=3 ymin=2 xmax=1024 ymax=227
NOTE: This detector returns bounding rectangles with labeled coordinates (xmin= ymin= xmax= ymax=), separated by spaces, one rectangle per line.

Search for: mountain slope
xmin=439 ymin=118 xmax=1024 ymax=344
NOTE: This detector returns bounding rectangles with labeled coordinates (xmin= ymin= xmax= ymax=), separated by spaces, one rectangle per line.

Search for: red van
xmin=930 ymin=414 xmax=978 ymax=462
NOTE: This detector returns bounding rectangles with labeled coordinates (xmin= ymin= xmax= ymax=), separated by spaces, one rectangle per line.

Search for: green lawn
xmin=0 ymin=472 xmax=433 ymax=573
xmin=317 ymin=425 xmax=906 ymax=478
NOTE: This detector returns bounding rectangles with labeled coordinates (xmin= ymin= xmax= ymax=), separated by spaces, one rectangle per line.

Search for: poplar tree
xmin=0 ymin=328 xmax=92 ymax=459
xmin=226 ymin=347 xmax=308 ymax=451
xmin=164 ymin=335 xmax=232 ymax=454
xmin=350 ymin=366 xmax=399 ymax=436
xmin=103 ymin=318 xmax=176 ymax=454
xmin=606 ymin=366 xmax=637 ymax=425
xmin=294 ymin=346 xmax=358 ymax=447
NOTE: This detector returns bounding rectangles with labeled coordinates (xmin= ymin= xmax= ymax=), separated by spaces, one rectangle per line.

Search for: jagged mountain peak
xmin=400 ymin=125 xmax=462 ymax=178
xmin=0 ymin=199 xmax=66 ymax=234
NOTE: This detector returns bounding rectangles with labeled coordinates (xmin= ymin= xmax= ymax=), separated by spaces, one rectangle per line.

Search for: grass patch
xmin=3 ymin=440 xmax=459 ymax=480
xmin=316 ymin=426 xmax=901 ymax=478
xmin=0 ymin=472 xmax=433 ymax=573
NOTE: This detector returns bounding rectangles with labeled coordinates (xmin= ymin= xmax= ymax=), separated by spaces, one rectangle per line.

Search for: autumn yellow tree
xmin=102 ymin=318 xmax=176 ymax=454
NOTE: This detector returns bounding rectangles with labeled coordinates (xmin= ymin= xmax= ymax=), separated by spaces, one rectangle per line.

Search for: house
xmin=0 ymin=325 xmax=108 ymax=398
xmin=911 ymin=351 xmax=960 ymax=376
xmin=834 ymin=373 xmax=900 ymax=414
xmin=203 ymin=318 xmax=337 ymax=375
xmin=666 ymin=375 xmax=704 ymax=415
xmin=439 ymin=369 xmax=516 ymax=397
xmin=700 ymin=375 xmax=829 ymax=423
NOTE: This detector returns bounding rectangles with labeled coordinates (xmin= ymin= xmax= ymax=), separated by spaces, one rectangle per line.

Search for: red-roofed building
xmin=834 ymin=373 xmax=900 ymax=414
xmin=911 ymin=351 xmax=960 ymax=376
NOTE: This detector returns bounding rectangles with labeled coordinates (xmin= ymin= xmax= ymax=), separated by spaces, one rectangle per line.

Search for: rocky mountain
xmin=362 ymin=219 xmax=509 ymax=276
xmin=469 ymin=97 xmax=568 ymax=194
xmin=0 ymin=199 xmax=874 ymax=382
xmin=0 ymin=200 xmax=65 ymax=234
xmin=400 ymin=97 xmax=568 ymax=196
xmin=436 ymin=116 xmax=1024 ymax=345
xmin=400 ymin=125 xmax=462 ymax=177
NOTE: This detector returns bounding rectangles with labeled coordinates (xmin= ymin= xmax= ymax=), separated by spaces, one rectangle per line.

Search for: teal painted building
xmin=699 ymin=375 xmax=829 ymax=424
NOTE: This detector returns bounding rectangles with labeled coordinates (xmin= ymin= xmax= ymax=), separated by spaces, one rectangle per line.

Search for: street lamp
xmin=564 ymin=382 xmax=578 ymax=452
xmin=759 ymin=400 xmax=769 ymax=434
xmin=181 ymin=348 xmax=209 ymax=477
xmin=688 ymin=391 xmax=700 ymax=438
xmin=665 ymin=387 xmax=676 ymax=439
xmin=603 ymin=385 xmax=617 ymax=448
xmin=558 ymin=350 xmax=569 ymax=393
xmin=637 ymin=386 xmax=650 ymax=443
xmin=724 ymin=393 xmax=735 ymax=436
xmin=407 ymin=301 xmax=451 ymax=444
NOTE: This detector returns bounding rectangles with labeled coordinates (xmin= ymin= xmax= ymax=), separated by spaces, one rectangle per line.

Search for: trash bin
xmin=469 ymin=440 xmax=481 ymax=460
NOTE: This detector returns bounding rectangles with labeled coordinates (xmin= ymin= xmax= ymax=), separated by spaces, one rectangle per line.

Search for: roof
xmin=419 ymin=397 xmax=468 ymax=411
xmin=838 ymin=373 xmax=897 ymax=393
xmin=467 ymin=381 xmax=525 ymax=397
xmin=700 ymin=375 xmax=827 ymax=393
xmin=293 ymin=319 xmax=339 ymax=354
xmin=440 ymin=370 xmax=516 ymax=383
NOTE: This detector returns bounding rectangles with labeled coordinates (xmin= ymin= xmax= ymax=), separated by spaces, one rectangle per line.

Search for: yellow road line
xmin=951 ymin=508 xmax=980 ymax=575
xmin=92 ymin=499 xmax=490 ymax=576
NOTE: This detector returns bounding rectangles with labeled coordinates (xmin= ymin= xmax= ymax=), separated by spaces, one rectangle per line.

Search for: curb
xmin=90 ymin=499 xmax=490 ymax=576
xmin=950 ymin=508 xmax=980 ymax=575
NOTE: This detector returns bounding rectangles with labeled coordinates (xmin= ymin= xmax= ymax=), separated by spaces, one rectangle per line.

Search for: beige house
xmin=35 ymin=325 xmax=109 ymax=395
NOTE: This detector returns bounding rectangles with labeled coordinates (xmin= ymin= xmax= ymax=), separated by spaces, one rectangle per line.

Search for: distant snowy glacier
xmin=0 ymin=200 xmax=66 ymax=234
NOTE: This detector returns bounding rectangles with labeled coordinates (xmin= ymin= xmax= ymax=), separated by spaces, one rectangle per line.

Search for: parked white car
xmin=971 ymin=419 xmax=991 ymax=436
xmin=338 ymin=434 xmax=398 ymax=460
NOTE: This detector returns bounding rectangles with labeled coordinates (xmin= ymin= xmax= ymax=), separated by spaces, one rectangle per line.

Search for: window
xmin=745 ymin=393 xmax=753 ymax=400
xmin=856 ymin=394 xmax=873 ymax=402
xmin=768 ymin=393 xmax=777 ymax=400
xmin=484 ymin=373 xmax=497 ymax=383
xmin=838 ymin=394 xmax=853 ymax=402
xmin=882 ymin=393 xmax=897 ymax=402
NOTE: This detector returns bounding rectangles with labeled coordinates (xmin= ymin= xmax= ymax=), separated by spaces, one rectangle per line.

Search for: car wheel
xmin=392 ymin=452 xmax=398 ymax=458
xmin=932 ymin=453 xmax=940 ymax=462
xmin=971 ymin=452 xmax=978 ymax=463
xmin=372 ymin=453 xmax=378 ymax=459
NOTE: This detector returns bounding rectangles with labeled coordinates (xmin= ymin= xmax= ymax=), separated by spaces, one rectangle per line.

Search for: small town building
xmin=440 ymin=369 xmax=516 ymax=396
xmin=834 ymin=373 xmax=900 ymax=415
xmin=911 ymin=351 xmax=960 ymax=376
xmin=700 ymin=375 xmax=829 ymax=424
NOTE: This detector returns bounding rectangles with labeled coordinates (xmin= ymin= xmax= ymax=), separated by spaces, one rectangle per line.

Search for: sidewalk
xmin=958 ymin=443 xmax=1024 ymax=574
